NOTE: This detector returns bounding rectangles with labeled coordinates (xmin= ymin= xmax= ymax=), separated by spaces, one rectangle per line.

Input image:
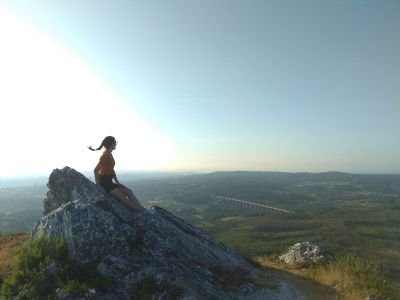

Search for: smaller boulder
xmin=278 ymin=242 xmax=325 ymax=267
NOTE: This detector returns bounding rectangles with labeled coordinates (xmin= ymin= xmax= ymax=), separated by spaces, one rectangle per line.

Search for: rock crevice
xmin=32 ymin=166 xmax=305 ymax=299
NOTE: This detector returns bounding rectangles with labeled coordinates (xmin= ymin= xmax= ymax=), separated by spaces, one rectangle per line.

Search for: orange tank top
xmin=98 ymin=152 xmax=115 ymax=175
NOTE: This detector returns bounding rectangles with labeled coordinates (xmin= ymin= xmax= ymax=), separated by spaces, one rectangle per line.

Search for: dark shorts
xmin=99 ymin=175 xmax=119 ymax=193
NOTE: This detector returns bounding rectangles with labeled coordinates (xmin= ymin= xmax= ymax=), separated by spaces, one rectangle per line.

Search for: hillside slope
xmin=3 ymin=167 xmax=308 ymax=299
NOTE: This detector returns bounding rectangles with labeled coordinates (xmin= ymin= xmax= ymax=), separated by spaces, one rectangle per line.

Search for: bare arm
xmin=94 ymin=161 xmax=102 ymax=186
xmin=112 ymin=170 xmax=120 ymax=185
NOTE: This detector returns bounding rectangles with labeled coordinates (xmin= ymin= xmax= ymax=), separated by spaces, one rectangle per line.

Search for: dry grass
xmin=252 ymin=255 xmax=393 ymax=300
xmin=0 ymin=232 xmax=29 ymax=280
xmin=252 ymin=256 xmax=306 ymax=274
xmin=252 ymin=256 xmax=335 ymax=300
xmin=310 ymin=255 xmax=393 ymax=300
xmin=310 ymin=263 xmax=367 ymax=300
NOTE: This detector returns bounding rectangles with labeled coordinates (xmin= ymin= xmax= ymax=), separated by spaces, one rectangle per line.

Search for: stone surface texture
xmin=32 ymin=166 xmax=306 ymax=299
xmin=278 ymin=242 xmax=325 ymax=267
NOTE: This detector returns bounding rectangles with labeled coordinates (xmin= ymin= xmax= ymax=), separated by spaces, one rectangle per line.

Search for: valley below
xmin=1 ymin=171 xmax=399 ymax=298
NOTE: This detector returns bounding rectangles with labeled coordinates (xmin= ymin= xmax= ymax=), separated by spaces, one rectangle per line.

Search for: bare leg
xmin=119 ymin=186 xmax=145 ymax=212
xmin=109 ymin=188 xmax=144 ymax=212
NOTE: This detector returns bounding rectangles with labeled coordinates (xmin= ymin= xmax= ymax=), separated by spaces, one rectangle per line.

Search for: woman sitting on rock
xmin=88 ymin=136 xmax=146 ymax=213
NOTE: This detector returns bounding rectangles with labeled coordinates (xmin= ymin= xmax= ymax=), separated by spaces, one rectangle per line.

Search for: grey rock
xmin=240 ymin=282 xmax=256 ymax=293
xmin=46 ymin=260 xmax=57 ymax=275
xmin=43 ymin=166 xmax=109 ymax=215
xmin=278 ymin=241 xmax=325 ymax=267
xmin=31 ymin=166 xmax=306 ymax=299
xmin=56 ymin=288 xmax=103 ymax=300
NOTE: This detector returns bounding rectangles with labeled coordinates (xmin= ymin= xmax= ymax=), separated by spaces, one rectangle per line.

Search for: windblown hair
xmin=88 ymin=136 xmax=116 ymax=151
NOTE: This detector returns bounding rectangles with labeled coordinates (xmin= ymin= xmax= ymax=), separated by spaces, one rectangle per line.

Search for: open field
xmin=0 ymin=232 xmax=30 ymax=285
xmin=1 ymin=171 xmax=399 ymax=296
xmin=128 ymin=171 xmax=400 ymax=294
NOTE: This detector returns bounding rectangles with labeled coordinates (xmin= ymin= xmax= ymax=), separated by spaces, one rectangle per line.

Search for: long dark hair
xmin=88 ymin=136 xmax=116 ymax=151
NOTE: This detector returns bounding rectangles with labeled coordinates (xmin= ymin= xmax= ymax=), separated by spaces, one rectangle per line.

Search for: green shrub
xmin=129 ymin=276 xmax=159 ymax=299
xmin=60 ymin=280 xmax=89 ymax=297
xmin=61 ymin=262 xmax=114 ymax=292
xmin=55 ymin=237 xmax=68 ymax=263
xmin=1 ymin=235 xmax=114 ymax=299
xmin=1 ymin=235 xmax=57 ymax=299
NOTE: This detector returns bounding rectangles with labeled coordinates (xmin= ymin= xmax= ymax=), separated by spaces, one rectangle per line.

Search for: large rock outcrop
xmin=278 ymin=242 xmax=325 ymax=268
xmin=32 ymin=166 xmax=305 ymax=299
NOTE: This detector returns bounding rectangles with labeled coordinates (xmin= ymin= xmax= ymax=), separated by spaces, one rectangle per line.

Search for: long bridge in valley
xmin=214 ymin=195 xmax=292 ymax=214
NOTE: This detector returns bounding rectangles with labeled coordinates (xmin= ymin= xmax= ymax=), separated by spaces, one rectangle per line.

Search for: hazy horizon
xmin=1 ymin=168 xmax=400 ymax=181
xmin=1 ymin=1 xmax=399 ymax=177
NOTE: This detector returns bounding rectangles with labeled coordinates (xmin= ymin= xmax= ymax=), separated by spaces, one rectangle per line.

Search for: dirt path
xmin=258 ymin=261 xmax=336 ymax=300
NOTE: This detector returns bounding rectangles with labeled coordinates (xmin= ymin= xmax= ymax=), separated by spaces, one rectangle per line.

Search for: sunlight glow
xmin=0 ymin=7 xmax=175 ymax=177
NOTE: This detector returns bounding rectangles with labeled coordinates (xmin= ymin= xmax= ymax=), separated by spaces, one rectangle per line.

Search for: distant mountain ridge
xmin=1 ymin=170 xmax=399 ymax=189
xmin=200 ymin=171 xmax=400 ymax=190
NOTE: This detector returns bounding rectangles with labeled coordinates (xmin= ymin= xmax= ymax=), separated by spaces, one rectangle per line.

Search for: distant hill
xmin=0 ymin=176 xmax=47 ymax=189
xmin=121 ymin=171 xmax=400 ymax=209
xmin=2 ymin=170 xmax=400 ymax=233
xmin=206 ymin=171 xmax=400 ymax=189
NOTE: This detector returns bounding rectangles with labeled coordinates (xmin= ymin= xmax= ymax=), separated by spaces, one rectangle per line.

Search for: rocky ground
xmin=29 ymin=166 xmax=309 ymax=299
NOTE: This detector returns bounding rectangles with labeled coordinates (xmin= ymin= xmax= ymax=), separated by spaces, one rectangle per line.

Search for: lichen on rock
xmin=278 ymin=241 xmax=326 ymax=267
xmin=29 ymin=166 xmax=305 ymax=299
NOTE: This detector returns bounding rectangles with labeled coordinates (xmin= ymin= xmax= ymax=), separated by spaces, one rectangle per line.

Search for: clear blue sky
xmin=1 ymin=0 xmax=399 ymax=175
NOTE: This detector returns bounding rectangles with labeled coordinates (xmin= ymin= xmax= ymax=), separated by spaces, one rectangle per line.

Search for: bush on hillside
xmin=308 ymin=255 xmax=394 ymax=300
xmin=1 ymin=235 xmax=114 ymax=299
xmin=1 ymin=235 xmax=64 ymax=299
